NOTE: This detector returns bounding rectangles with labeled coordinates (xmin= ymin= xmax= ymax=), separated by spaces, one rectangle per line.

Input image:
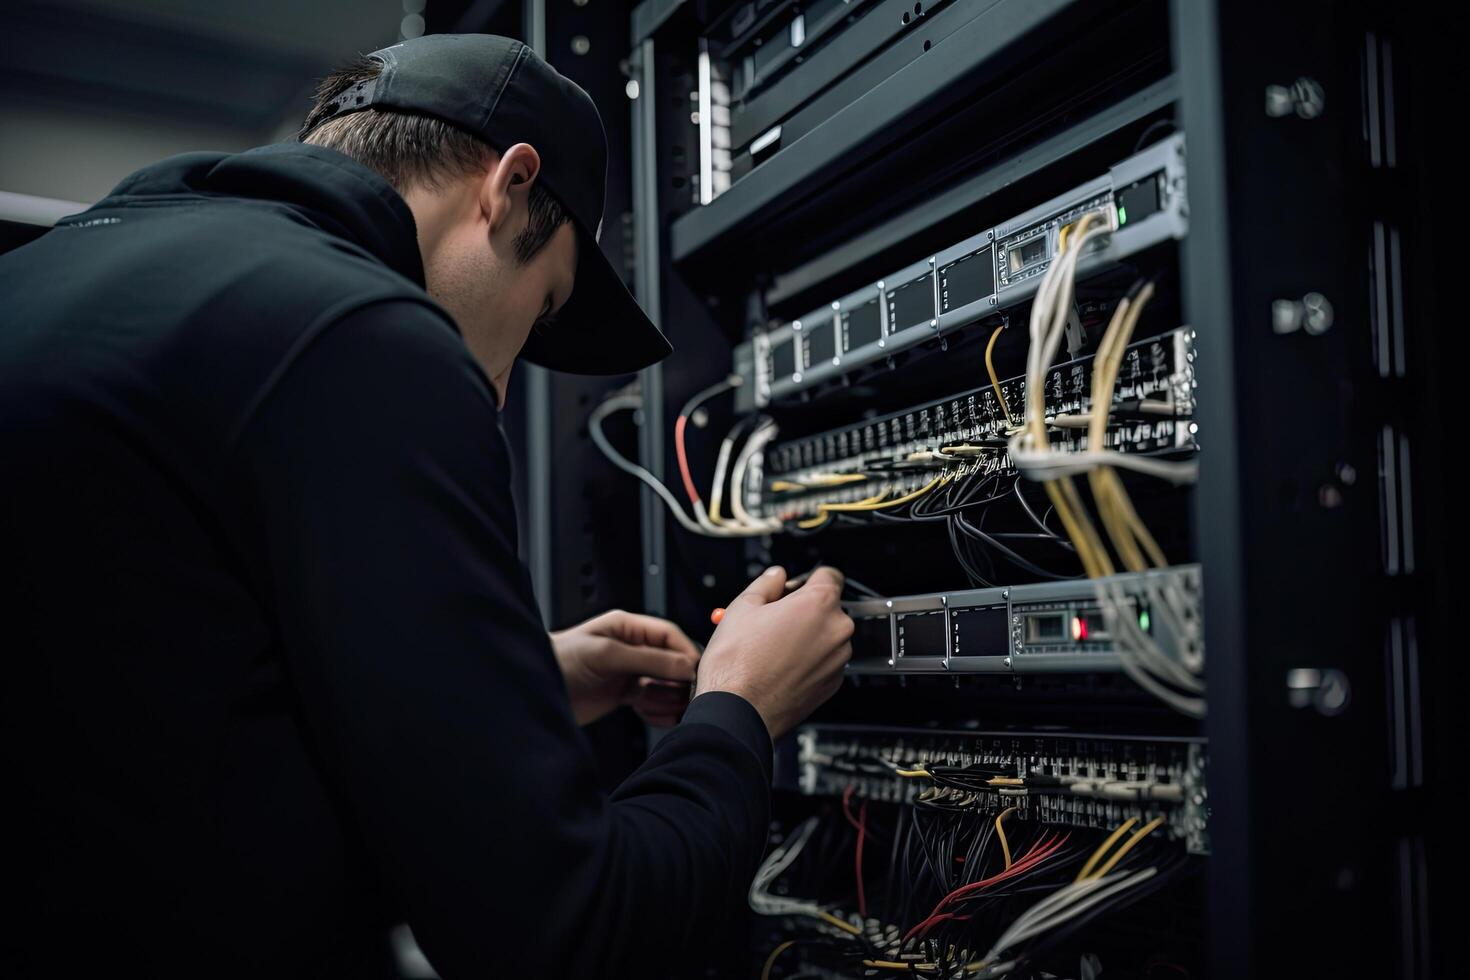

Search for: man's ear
xmin=481 ymin=143 xmax=543 ymax=235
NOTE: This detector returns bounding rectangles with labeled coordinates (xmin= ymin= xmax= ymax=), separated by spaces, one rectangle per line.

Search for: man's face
xmin=415 ymin=144 xmax=577 ymax=408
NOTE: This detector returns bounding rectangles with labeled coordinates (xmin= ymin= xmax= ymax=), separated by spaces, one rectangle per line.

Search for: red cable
xmin=839 ymin=786 xmax=863 ymax=831
xmin=673 ymin=415 xmax=702 ymax=507
xmin=903 ymin=832 xmax=1070 ymax=943
xmin=841 ymin=787 xmax=868 ymax=918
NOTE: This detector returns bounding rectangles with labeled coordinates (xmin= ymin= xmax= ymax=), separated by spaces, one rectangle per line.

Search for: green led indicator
xmin=1138 ymin=609 xmax=1150 ymax=632
xmin=1117 ymin=205 xmax=1128 ymax=226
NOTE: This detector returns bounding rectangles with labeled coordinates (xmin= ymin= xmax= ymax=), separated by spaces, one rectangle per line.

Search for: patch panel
xmin=750 ymin=327 xmax=1196 ymax=520
xmin=789 ymin=724 xmax=1210 ymax=855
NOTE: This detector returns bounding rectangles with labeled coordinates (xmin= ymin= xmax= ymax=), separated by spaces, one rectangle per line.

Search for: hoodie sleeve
xmin=229 ymin=300 xmax=772 ymax=977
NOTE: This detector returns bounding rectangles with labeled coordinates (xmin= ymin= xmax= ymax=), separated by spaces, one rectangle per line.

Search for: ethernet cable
xmin=589 ymin=393 xmax=779 ymax=538
xmin=727 ymin=420 xmax=783 ymax=531
xmin=674 ymin=374 xmax=741 ymax=510
xmin=985 ymin=323 xmax=1016 ymax=427
xmin=999 ymin=218 xmax=1207 ymax=717
xmin=748 ymin=816 xmax=862 ymax=937
xmin=794 ymin=473 xmax=949 ymax=530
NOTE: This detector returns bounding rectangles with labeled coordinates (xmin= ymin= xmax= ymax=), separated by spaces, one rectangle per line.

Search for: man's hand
xmin=551 ymin=610 xmax=700 ymax=727
xmin=695 ymin=566 xmax=853 ymax=740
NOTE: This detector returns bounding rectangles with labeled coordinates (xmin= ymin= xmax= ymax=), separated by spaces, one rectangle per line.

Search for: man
xmin=0 ymin=34 xmax=853 ymax=977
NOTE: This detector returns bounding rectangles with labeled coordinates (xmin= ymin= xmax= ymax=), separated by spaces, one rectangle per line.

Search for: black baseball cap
xmin=311 ymin=33 xmax=670 ymax=375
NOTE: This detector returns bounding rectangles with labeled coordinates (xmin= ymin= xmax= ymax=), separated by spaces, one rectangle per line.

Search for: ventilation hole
xmin=914 ymin=2 xmax=923 ymax=12
xmin=923 ymin=39 xmax=931 ymax=51
xmin=901 ymin=12 xmax=910 ymax=24
xmin=354 ymin=96 xmax=363 ymax=104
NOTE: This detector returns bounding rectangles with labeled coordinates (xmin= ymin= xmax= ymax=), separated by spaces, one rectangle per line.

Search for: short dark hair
xmin=299 ymin=55 xmax=569 ymax=264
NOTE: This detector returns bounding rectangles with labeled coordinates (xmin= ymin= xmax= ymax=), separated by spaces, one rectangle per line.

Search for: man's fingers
xmin=632 ymin=678 xmax=687 ymax=702
xmin=731 ymin=565 xmax=787 ymax=609
xmin=598 ymin=642 xmax=697 ymax=683
xmin=617 ymin=612 xmax=701 ymax=657
xmin=796 ymin=565 xmax=845 ymax=597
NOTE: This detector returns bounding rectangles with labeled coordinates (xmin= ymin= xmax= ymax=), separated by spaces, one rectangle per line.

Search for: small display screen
xmin=771 ymin=337 xmax=797 ymax=379
xmin=886 ymin=272 xmax=936 ymax=332
xmin=1116 ymin=172 xmax=1165 ymax=226
xmin=843 ymin=300 xmax=882 ymax=350
xmin=940 ymin=246 xmax=995 ymax=313
xmin=897 ymin=610 xmax=946 ymax=658
xmin=851 ymin=616 xmax=893 ymax=663
xmin=1026 ymin=613 xmax=1067 ymax=641
xmin=951 ymin=606 xmax=1008 ymax=657
xmin=805 ymin=320 xmax=836 ymax=364
xmin=1008 ymin=236 xmax=1048 ymax=275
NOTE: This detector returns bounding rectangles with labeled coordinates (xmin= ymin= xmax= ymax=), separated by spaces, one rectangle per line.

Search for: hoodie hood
xmin=78 ymin=143 xmax=425 ymax=287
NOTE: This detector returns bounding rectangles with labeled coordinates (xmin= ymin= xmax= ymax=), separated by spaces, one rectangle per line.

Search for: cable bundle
xmin=749 ymin=791 xmax=1187 ymax=979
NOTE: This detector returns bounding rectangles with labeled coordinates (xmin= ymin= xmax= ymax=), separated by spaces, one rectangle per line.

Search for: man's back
xmin=0 ymin=144 xmax=453 ymax=974
xmin=0 ymin=45 xmax=857 ymax=977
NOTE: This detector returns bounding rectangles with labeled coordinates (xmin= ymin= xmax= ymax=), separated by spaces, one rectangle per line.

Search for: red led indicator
xmin=1071 ymin=616 xmax=1088 ymax=641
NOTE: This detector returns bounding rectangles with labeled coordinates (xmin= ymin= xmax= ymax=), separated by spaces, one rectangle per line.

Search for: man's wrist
xmin=680 ymin=691 xmax=774 ymax=781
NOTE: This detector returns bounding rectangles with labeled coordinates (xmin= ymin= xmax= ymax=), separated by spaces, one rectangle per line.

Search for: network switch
xmin=749 ymin=326 xmax=1196 ymax=520
xmin=789 ymin=725 xmax=1210 ymax=854
xmin=738 ymin=133 xmax=1187 ymax=408
xmin=837 ymin=565 xmax=1202 ymax=677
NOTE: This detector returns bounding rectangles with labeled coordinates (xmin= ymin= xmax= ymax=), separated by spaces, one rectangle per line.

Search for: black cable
xmin=675 ymin=375 xmax=736 ymax=426
xmin=947 ymin=517 xmax=995 ymax=587
xmin=954 ymin=512 xmax=1082 ymax=581
xmin=1132 ymin=117 xmax=1177 ymax=153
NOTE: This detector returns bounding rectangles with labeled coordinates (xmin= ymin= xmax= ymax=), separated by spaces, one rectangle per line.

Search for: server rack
xmin=484 ymin=0 xmax=1452 ymax=974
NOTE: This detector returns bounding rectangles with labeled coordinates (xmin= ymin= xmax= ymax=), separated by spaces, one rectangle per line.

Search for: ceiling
xmin=1 ymin=0 xmax=417 ymax=137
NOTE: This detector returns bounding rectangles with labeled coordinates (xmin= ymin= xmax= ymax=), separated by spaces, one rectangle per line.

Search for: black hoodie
xmin=0 ymin=143 xmax=771 ymax=978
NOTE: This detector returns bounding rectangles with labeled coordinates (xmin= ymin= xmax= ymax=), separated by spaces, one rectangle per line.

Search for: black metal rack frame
xmin=468 ymin=0 xmax=1454 ymax=974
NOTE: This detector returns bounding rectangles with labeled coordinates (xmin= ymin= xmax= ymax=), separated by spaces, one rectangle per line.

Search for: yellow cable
xmin=804 ymin=473 xmax=870 ymax=486
xmin=984 ymin=324 xmax=1015 ymax=427
xmin=987 ymin=777 xmax=1025 ymax=786
xmin=1119 ymin=485 xmax=1169 ymax=567
xmin=1075 ymin=817 xmax=1138 ymax=882
xmin=822 ymin=474 xmax=948 ymax=513
xmin=770 ymin=480 xmax=804 ymax=493
xmin=1021 ymin=217 xmax=1114 ymax=580
xmin=1087 ymin=295 xmax=1144 ymax=571
xmin=794 ymin=490 xmax=888 ymax=529
xmin=816 ymin=910 xmax=862 ymax=936
xmin=1089 ymin=815 xmax=1165 ymax=879
xmin=796 ymin=473 xmax=949 ymax=529
xmin=864 ymin=960 xmax=938 ymax=971
xmin=995 ymin=806 xmax=1019 ymax=870
xmin=761 ymin=940 xmax=796 ymax=980
xmin=1050 ymin=477 xmax=1114 ymax=578
xmin=895 ymin=768 xmax=931 ymax=778
xmin=1088 ymin=287 xmax=1155 ymax=569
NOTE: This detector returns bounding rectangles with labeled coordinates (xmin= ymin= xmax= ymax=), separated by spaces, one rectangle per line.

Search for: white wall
xmin=0 ymin=96 xmax=264 ymax=205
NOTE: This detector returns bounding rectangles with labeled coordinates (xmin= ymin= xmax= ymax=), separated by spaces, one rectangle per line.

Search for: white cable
xmin=1099 ymin=579 xmax=1203 ymax=693
xmin=987 ymin=868 xmax=1158 ymax=959
xmin=590 ymin=395 xmax=779 ymax=539
xmin=1009 ymin=447 xmax=1199 ymax=484
xmin=729 ymin=421 xmax=782 ymax=530
xmin=705 ymin=425 xmax=741 ymax=527
xmin=590 ymin=394 xmax=710 ymax=536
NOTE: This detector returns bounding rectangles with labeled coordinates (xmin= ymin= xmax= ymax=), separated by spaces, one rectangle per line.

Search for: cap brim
xmin=517 ymin=221 xmax=672 ymax=375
